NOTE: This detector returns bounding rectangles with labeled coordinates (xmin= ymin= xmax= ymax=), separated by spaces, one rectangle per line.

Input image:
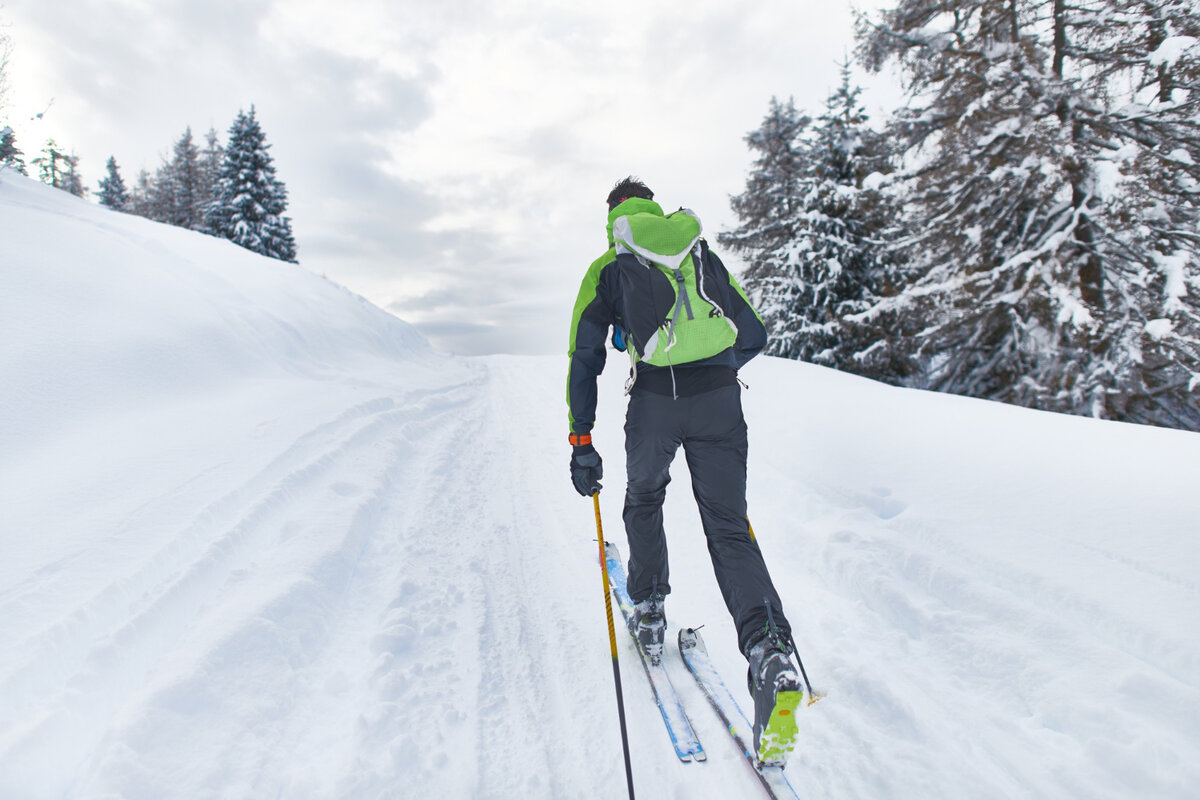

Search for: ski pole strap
xmin=569 ymin=433 xmax=592 ymax=446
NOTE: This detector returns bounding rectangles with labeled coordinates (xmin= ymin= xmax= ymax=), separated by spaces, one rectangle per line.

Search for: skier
xmin=567 ymin=176 xmax=801 ymax=759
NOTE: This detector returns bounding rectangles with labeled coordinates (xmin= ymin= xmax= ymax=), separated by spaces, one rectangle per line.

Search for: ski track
xmin=2 ymin=356 xmax=659 ymax=799
xmin=3 ymin=344 xmax=1197 ymax=799
xmin=0 ymin=369 xmax=488 ymax=797
xmin=767 ymin=498 xmax=1200 ymax=800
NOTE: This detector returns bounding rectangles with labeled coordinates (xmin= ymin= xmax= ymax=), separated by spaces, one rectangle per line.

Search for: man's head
xmin=607 ymin=176 xmax=654 ymax=211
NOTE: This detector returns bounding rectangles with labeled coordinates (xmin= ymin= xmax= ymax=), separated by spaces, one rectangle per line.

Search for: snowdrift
xmin=1 ymin=174 xmax=434 ymax=453
xmin=2 ymin=171 xmax=1198 ymax=799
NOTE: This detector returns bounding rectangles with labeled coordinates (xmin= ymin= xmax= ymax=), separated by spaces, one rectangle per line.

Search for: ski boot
xmin=747 ymin=630 xmax=803 ymax=767
xmin=630 ymin=593 xmax=666 ymax=664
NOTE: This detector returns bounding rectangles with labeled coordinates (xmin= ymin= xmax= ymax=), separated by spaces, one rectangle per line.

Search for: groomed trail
xmin=2 ymin=175 xmax=1198 ymax=799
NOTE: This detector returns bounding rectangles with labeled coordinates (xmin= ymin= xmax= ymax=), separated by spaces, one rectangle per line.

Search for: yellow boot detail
xmin=757 ymin=689 xmax=803 ymax=766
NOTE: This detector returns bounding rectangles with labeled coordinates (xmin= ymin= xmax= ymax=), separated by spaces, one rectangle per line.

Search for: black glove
xmin=570 ymin=443 xmax=603 ymax=496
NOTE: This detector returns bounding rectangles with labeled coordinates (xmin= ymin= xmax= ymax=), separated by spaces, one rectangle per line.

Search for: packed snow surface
xmin=2 ymin=173 xmax=1199 ymax=799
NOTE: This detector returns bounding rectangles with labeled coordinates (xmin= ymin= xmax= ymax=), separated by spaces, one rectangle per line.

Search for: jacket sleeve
xmin=566 ymin=254 xmax=618 ymax=436
xmin=706 ymin=246 xmax=767 ymax=368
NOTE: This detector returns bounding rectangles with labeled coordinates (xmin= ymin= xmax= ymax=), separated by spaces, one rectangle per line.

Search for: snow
xmin=862 ymin=171 xmax=886 ymax=191
xmin=1146 ymin=318 xmax=1175 ymax=340
xmin=908 ymin=26 xmax=956 ymax=54
xmin=2 ymin=172 xmax=1200 ymax=799
xmin=1094 ymin=158 xmax=1124 ymax=202
xmin=1155 ymin=250 xmax=1191 ymax=313
xmin=1167 ymin=148 xmax=1195 ymax=167
xmin=1148 ymin=36 xmax=1199 ymax=68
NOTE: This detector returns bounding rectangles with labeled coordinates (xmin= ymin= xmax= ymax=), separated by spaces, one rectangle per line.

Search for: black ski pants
xmin=622 ymin=384 xmax=790 ymax=657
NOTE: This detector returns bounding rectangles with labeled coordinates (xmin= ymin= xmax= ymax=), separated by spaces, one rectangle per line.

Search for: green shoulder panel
xmin=567 ymin=247 xmax=615 ymax=356
xmin=565 ymin=248 xmax=617 ymax=430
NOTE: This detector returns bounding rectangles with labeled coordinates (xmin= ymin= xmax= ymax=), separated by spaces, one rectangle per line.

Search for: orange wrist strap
xmin=569 ymin=433 xmax=592 ymax=447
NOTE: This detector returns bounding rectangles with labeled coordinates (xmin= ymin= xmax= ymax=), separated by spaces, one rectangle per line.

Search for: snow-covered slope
xmin=2 ymin=172 xmax=1198 ymax=799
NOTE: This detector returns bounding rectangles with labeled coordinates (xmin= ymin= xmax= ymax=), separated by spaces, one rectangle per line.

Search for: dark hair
xmin=607 ymin=176 xmax=653 ymax=211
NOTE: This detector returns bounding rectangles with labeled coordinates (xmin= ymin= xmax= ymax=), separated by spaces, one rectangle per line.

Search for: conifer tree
xmin=1100 ymin=0 xmax=1200 ymax=428
xmin=62 ymin=151 xmax=85 ymax=198
xmin=198 ymin=127 xmax=222 ymax=229
xmin=127 ymin=168 xmax=157 ymax=219
xmin=159 ymin=127 xmax=205 ymax=230
xmin=856 ymin=0 xmax=1200 ymax=429
xmin=97 ymin=155 xmax=129 ymax=211
xmin=720 ymin=97 xmax=810 ymax=352
xmin=0 ymin=125 xmax=27 ymax=175
xmin=207 ymin=106 xmax=297 ymax=262
xmin=788 ymin=62 xmax=901 ymax=375
xmin=33 ymin=139 xmax=67 ymax=190
xmin=723 ymin=82 xmax=900 ymax=377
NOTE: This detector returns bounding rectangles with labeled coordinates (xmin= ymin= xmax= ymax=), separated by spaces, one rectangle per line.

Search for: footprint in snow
xmin=860 ymin=487 xmax=908 ymax=520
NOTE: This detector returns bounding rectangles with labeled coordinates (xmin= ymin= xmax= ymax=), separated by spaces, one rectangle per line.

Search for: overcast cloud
xmin=3 ymin=0 xmax=898 ymax=355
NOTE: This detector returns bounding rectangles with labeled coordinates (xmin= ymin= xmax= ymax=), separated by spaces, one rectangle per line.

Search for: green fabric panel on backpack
xmin=606 ymin=197 xmax=664 ymax=246
xmin=613 ymin=210 xmax=701 ymax=266
xmin=642 ymin=250 xmax=737 ymax=367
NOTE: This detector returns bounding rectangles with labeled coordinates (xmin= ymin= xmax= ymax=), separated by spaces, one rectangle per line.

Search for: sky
xmin=1 ymin=0 xmax=900 ymax=356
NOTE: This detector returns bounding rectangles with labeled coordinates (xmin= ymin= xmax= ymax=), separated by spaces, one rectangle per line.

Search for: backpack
xmin=610 ymin=208 xmax=739 ymax=369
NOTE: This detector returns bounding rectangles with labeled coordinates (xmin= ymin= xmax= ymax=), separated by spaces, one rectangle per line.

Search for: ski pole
xmin=594 ymin=491 xmax=636 ymax=800
xmin=749 ymin=515 xmax=823 ymax=706
xmin=788 ymin=631 xmax=823 ymax=706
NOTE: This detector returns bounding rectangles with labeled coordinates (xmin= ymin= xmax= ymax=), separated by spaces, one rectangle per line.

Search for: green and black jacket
xmin=566 ymin=197 xmax=767 ymax=437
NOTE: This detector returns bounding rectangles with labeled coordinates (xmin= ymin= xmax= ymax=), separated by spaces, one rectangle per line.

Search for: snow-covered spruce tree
xmin=33 ymin=139 xmax=70 ymax=192
xmin=790 ymin=62 xmax=904 ymax=377
xmin=198 ymin=127 xmax=222 ymax=229
xmin=150 ymin=127 xmax=206 ymax=230
xmin=127 ymin=167 xmax=158 ymax=220
xmin=33 ymin=139 xmax=85 ymax=196
xmin=62 ymin=151 xmax=85 ymax=198
xmin=97 ymin=155 xmax=128 ymax=211
xmin=855 ymin=0 xmax=1200 ymax=429
xmin=1084 ymin=0 xmax=1200 ymax=428
xmin=206 ymin=107 xmax=297 ymax=262
xmin=719 ymin=97 xmax=811 ymax=357
xmin=0 ymin=125 xmax=27 ymax=174
xmin=722 ymin=80 xmax=902 ymax=378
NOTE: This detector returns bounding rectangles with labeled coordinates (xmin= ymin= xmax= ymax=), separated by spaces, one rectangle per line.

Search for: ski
xmin=603 ymin=540 xmax=706 ymax=763
xmin=677 ymin=627 xmax=801 ymax=800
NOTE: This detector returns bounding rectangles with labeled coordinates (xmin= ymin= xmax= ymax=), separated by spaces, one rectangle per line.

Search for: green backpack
xmin=610 ymin=208 xmax=739 ymax=369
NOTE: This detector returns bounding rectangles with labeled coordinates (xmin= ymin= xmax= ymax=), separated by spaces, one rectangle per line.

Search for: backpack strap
xmin=663 ymin=261 xmax=695 ymax=353
xmin=694 ymin=239 xmax=738 ymax=335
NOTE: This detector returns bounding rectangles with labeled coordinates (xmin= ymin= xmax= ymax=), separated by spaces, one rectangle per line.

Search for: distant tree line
xmin=725 ymin=0 xmax=1200 ymax=432
xmin=1 ymin=103 xmax=296 ymax=263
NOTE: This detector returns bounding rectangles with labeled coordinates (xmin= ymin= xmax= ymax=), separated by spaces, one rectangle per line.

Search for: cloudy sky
xmin=2 ymin=0 xmax=899 ymax=355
